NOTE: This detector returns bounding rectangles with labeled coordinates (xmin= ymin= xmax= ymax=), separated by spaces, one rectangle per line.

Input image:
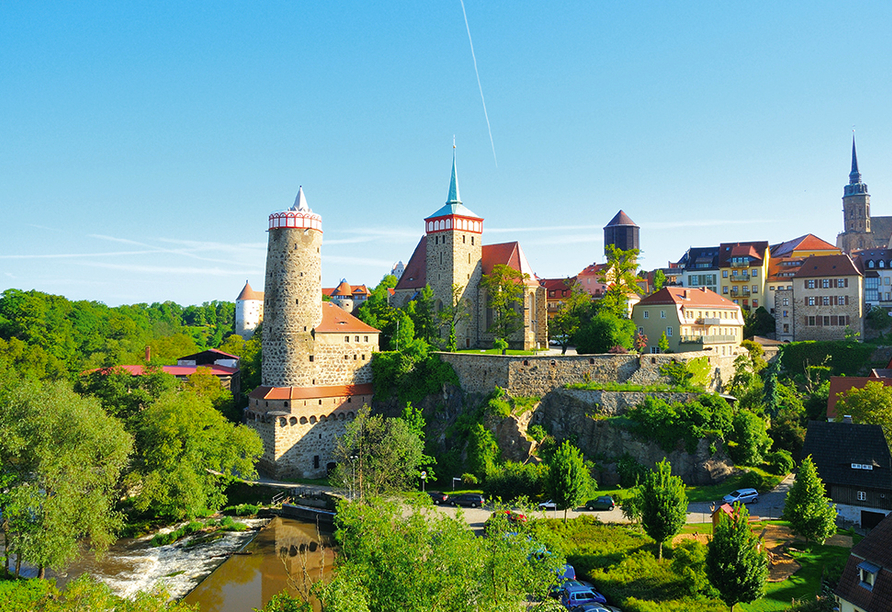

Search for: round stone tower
xmin=261 ymin=187 xmax=323 ymax=387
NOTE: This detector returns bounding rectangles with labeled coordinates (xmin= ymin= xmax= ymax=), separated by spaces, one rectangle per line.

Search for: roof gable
xmin=636 ymin=286 xmax=739 ymax=309
xmin=801 ymin=420 xmax=892 ymax=489
xmin=794 ymin=254 xmax=861 ymax=279
xmin=315 ymin=302 xmax=380 ymax=334
xmin=393 ymin=236 xmax=428 ymax=291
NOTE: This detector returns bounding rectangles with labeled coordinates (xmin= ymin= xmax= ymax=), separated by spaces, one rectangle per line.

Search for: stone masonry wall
xmin=436 ymin=351 xmax=738 ymax=397
xmin=262 ymin=226 xmax=323 ymax=387
xmin=313 ymin=332 xmax=377 ymax=385
xmin=247 ymin=393 xmax=372 ymax=479
xmin=426 ymin=230 xmax=482 ymax=349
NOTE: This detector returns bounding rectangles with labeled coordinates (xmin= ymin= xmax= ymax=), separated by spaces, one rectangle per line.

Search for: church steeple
xmin=447 ymin=147 xmax=461 ymax=205
xmin=850 ymin=136 xmax=862 ymax=185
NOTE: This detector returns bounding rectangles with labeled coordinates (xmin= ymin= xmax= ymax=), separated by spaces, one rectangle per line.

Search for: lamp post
xmin=452 ymin=477 xmax=461 ymax=491
xmin=350 ymin=455 xmax=358 ymax=500
xmin=421 ymin=470 xmax=427 ymax=493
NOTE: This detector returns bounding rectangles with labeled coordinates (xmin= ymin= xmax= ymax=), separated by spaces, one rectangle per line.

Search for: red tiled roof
xmin=718 ymin=241 xmax=768 ymax=266
xmin=794 ymin=254 xmax=861 ymax=279
xmin=88 ymin=364 xmax=238 ymax=377
xmin=249 ymin=383 xmax=374 ymax=400
xmin=827 ymin=376 xmax=892 ymax=418
xmin=394 ymin=236 xmax=427 ymax=290
xmin=481 ymin=242 xmax=539 ymax=285
xmin=771 ymin=234 xmax=839 ymax=258
xmin=540 ymin=277 xmax=577 ymax=292
xmin=636 ymin=286 xmax=739 ymax=309
xmin=315 ymin=302 xmax=379 ymax=334
xmin=236 ymin=281 xmax=263 ymax=301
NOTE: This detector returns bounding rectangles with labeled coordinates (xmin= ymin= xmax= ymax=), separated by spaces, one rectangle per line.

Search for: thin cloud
xmin=78 ymin=261 xmax=262 ymax=276
xmin=323 ymin=255 xmax=397 ymax=268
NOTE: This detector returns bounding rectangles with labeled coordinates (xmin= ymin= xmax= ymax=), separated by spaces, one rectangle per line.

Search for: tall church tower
xmin=843 ymin=137 xmax=870 ymax=233
xmin=838 ymin=137 xmax=874 ymax=253
xmin=424 ymin=148 xmax=483 ymax=348
xmin=261 ymin=187 xmax=323 ymax=387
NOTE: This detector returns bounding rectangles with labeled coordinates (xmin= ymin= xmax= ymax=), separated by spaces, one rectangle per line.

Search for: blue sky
xmin=4 ymin=1 xmax=892 ymax=307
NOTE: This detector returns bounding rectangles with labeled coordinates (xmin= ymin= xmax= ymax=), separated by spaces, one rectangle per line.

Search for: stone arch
xmin=279 ymin=417 xmax=287 ymax=427
xmin=289 ymin=417 xmax=297 ymax=426
xmin=300 ymin=416 xmax=308 ymax=424
xmin=309 ymin=416 xmax=317 ymax=424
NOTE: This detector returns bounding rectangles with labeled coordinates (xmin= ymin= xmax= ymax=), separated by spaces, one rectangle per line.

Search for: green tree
xmin=406 ymin=284 xmax=437 ymax=345
xmin=131 ymin=389 xmax=263 ymax=519
xmin=706 ymin=502 xmax=768 ymax=610
xmin=316 ymin=497 xmax=563 ymax=612
xmin=0 ymin=377 xmax=133 ymax=577
xmin=835 ymin=380 xmax=892 ymax=449
xmin=549 ymin=281 xmax=591 ymax=355
xmin=652 ymin=269 xmax=667 ymax=292
xmin=743 ymin=306 xmax=776 ymax=338
xmin=329 ymin=406 xmax=425 ymax=499
xmin=467 ymin=423 xmax=501 ymax=480
xmin=729 ymin=411 xmax=771 ymax=466
xmin=546 ymin=441 xmax=594 ymax=522
xmin=658 ymin=331 xmax=670 ymax=353
xmin=481 ymin=264 xmax=528 ymax=354
xmin=437 ymin=283 xmax=473 ymax=352
xmin=356 ymin=278 xmax=399 ymax=349
xmin=574 ymin=311 xmax=635 ymax=354
xmin=639 ymin=458 xmax=687 ymax=559
xmin=0 ymin=575 xmax=198 ymax=612
xmin=597 ymin=245 xmax=640 ymax=317
xmin=783 ymin=455 xmax=838 ymax=543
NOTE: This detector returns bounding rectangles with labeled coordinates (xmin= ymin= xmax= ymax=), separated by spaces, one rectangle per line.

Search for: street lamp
xmin=452 ymin=476 xmax=461 ymax=491
xmin=350 ymin=455 xmax=358 ymax=500
xmin=421 ymin=470 xmax=427 ymax=493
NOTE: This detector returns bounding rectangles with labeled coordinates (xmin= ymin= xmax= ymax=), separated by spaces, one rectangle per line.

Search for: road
xmin=430 ymin=473 xmax=796 ymax=528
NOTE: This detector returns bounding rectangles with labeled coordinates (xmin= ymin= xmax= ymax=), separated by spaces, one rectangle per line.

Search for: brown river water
xmin=40 ymin=517 xmax=333 ymax=612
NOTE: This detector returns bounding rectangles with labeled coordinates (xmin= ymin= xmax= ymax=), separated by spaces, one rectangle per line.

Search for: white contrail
xmin=459 ymin=0 xmax=497 ymax=167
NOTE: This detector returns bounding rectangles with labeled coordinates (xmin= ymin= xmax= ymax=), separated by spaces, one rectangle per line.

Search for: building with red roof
xmin=235 ymin=280 xmax=264 ymax=339
xmin=717 ymin=241 xmax=770 ymax=312
xmin=391 ymin=149 xmax=547 ymax=350
xmin=244 ymin=188 xmax=380 ymax=479
xmin=774 ymin=253 xmax=863 ymax=342
xmin=323 ymin=279 xmax=371 ymax=314
xmin=631 ymin=286 xmax=744 ymax=356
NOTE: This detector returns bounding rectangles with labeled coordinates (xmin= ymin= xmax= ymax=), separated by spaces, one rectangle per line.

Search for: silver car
xmin=722 ymin=488 xmax=759 ymax=505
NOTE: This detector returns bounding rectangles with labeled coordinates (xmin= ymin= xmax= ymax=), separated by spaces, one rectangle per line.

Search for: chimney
xmin=145 ymin=346 xmax=151 ymax=363
xmin=843 ymin=415 xmax=853 ymax=424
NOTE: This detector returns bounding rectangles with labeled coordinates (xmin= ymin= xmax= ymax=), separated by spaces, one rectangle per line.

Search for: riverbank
xmin=48 ymin=518 xmax=270 ymax=601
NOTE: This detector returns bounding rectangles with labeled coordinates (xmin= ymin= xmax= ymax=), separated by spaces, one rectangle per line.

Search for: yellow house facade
xmin=717 ymin=241 xmax=770 ymax=312
xmin=632 ymin=287 xmax=744 ymax=356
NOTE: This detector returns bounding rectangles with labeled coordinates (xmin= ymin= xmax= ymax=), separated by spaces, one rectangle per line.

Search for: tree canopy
xmin=481 ymin=264 xmax=528 ymax=353
xmin=706 ymin=502 xmax=768 ymax=610
xmin=0 ymin=376 xmax=133 ymax=577
xmin=546 ymin=441 xmax=594 ymax=521
xmin=639 ymin=459 xmax=687 ymax=559
xmin=835 ymin=380 xmax=892 ymax=449
xmin=783 ymin=455 xmax=837 ymax=543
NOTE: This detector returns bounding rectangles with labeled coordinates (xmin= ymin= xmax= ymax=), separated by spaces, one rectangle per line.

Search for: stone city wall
xmin=313 ymin=333 xmax=377 ymax=386
xmin=436 ymin=351 xmax=738 ymax=397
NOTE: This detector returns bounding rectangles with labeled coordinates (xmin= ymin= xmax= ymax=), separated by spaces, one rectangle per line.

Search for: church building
xmin=391 ymin=150 xmax=548 ymax=350
xmin=244 ymin=188 xmax=380 ymax=479
xmin=837 ymin=137 xmax=892 ymax=254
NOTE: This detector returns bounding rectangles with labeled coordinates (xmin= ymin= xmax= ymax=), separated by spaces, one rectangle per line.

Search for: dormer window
xmin=859 ymin=561 xmax=879 ymax=590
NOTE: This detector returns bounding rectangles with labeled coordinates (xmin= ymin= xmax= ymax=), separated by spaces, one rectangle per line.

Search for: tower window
xmin=471 ymin=237 xmax=474 ymax=245
xmin=295 ymin=298 xmax=299 ymax=305
xmin=309 ymin=355 xmax=314 ymax=362
xmin=355 ymin=336 xmax=359 ymax=342
xmin=463 ymin=235 xmax=466 ymax=243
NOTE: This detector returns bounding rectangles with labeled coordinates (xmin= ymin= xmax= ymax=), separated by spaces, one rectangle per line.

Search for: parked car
xmin=585 ymin=495 xmax=615 ymax=511
xmin=449 ymin=493 xmax=485 ymax=508
xmin=484 ymin=510 xmax=527 ymax=533
xmin=569 ymin=605 xmax=622 ymax=612
xmin=722 ymin=488 xmax=759 ymax=505
xmin=549 ymin=565 xmax=578 ymax=598
xmin=561 ymin=583 xmax=607 ymax=608
xmin=427 ymin=491 xmax=448 ymax=505
xmin=538 ymin=499 xmax=557 ymax=510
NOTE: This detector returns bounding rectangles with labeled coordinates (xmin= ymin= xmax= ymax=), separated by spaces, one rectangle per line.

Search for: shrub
xmin=150 ymin=520 xmax=204 ymax=547
xmin=617 ymin=454 xmax=648 ymax=488
xmin=765 ymin=449 xmax=794 ymax=475
xmin=527 ymin=424 xmax=548 ymax=442
xmin=739 ymin=470 xmax=769 ymax=491
xmin=461 ymin=472 xmax=479 ymax=485
xmin=483 ymin=461 xmax=548 ymax=501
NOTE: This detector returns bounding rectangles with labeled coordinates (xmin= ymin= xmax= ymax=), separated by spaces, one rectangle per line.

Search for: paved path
xmin=249 ymin=471 xmax=797 ymax=527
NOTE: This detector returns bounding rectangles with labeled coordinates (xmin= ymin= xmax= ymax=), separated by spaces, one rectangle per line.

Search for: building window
xmin=309 ymin=355 xmax=314 ymax=362
xmin=345 ymin=335 xmax=350 ymax=342
xmin=314 ymin=455 xmax=320 ymax=469
xmin=783 ymin=297 xmax=789 ymax=306
xmin=666 ymin=327 xmax=673 ymax=337
xmin=364 ymin=336 xmax=368 ymax=342
xmin=807 ymin=280 xmax=816 ymax=289
xmin=858 ymin=490 xmax=868 ymax=501
xmin=660 ymin=310 xmax=666 ymax=318
xmin=752 ymin=269 xmax=758 ymax=277
xmin=808 ymin=297 xmax=815 ymax=306
xmin=643 ymin=311 xmax=649 ymax=319
xmin=723 ymin=286 xmax=728 ymax=294
xmin=822 ymin=279 xmax=831 ymax=288
xmin=722 ymin=270 xmax=728 ymax=278
xmin=859 ymin=561 xmax=879 ymax=590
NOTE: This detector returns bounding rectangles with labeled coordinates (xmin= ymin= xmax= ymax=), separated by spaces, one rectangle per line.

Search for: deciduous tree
xmin=330 ymin=406 xmax=425 ymax=499
xmin=481 ymin=264 xmax=528 ymax=354
xmin=706 ymin=502 xmax=768 ymax=610
xmin=0 ymin=377 xmax=133 ymax=577
xmin=546 ymin=441 xmax=593 ymax=522
xmin=549 ymin=281 xmax=591 ymax=355
xmin=438 ymin=283 xmax=473 ymax=352
xmin=639 ymin=459 xmax=687 ymax=559
xmin=835 ymin=380 xmax=892 ymax=449
xmin=783 ymin=455 xmax=838 ymax=543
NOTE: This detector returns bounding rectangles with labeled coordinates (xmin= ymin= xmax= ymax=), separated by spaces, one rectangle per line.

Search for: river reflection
xmin=183 ymin=517 xmax=333 ymax=612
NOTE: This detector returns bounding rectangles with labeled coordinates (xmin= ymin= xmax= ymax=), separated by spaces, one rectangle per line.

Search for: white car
xmin=538 ymin=500 xmax=558 ymax=510
xmin=722 ymin=488 xmax=759 ymax=505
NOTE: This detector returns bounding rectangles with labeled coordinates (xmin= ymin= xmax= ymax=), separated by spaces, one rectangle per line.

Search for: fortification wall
xmin=436 ymin=351 xmax=738 ymax=397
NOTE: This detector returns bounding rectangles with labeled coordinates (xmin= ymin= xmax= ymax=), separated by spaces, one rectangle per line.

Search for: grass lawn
xmin=544 ymin=516 xmax=848 ymax=612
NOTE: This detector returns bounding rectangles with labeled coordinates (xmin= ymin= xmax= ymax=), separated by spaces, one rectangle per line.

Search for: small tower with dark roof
xmin=424 ymin=147 xmax=484 ymax=347
xmin=604 ymin=210 xmax=640 ymax=255
xmin=843 ymin=136 xmax=871 ymax=234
